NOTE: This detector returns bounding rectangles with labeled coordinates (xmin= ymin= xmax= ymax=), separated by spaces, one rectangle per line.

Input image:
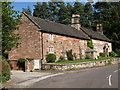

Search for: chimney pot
xmin=71 ymin=14 xmax=81 ymax=30
xmin=96 ymin=24 xmax=103 ymax=35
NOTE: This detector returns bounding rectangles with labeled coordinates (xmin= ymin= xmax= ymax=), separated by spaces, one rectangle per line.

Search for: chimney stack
xmin=96 ymin=24 xmax=103 ymax=35
xmin=71 ymin=14 xmax=81 ymax=30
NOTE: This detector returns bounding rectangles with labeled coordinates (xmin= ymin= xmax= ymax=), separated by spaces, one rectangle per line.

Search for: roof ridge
xmin=81 ymin=27 xmax=111 ymax=42
xmin=28 ymin=14 xmax=84 ymax=33
xmin=22 ymin=12 xmax=42 ymax=30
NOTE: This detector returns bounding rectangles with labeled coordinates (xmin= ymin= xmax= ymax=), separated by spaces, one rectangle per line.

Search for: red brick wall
xmin=8 ymin=14 xmax=88 ymax=69
xmin=9 ymin=60 xmax=19 ymax=70
xmin=9 ymin=14 xmax=41 ymax=60
xmin=42 ymin=33 xmax=88 ymax=62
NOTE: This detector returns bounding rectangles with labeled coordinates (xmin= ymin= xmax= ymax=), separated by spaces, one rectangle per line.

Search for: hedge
xmin=0 ymin=59 xmax=11 ymax=83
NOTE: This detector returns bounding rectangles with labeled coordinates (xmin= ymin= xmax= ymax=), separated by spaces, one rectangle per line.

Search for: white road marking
xmin=114 ymin=70 xmax=118 ymax=72
xmin=114 ymin=69 xmax=120 ymax=73
xmin=109 ymin=75 xmax=112 ymax=86
xmin=17 ymin=73 xmax=64 ymax=86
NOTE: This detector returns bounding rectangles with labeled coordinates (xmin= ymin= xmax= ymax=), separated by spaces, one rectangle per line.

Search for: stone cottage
xmin=8 ymin=12 xmax=112 ymax=70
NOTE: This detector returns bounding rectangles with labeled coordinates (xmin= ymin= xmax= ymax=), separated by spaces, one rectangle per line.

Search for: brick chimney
xmin=96 ymin=24 xmax=103 ymax=35
xmin=71 ymin=14 xmax=81 ymax=30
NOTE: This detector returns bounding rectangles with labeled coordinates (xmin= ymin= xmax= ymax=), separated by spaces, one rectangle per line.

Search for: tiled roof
xmin=23 ymin=12 xmax=90 ymax=40
xmin=81 ymin=27 xmax=111 ymax=42
xmin=23 ymin=12 xmax=110 ymax=42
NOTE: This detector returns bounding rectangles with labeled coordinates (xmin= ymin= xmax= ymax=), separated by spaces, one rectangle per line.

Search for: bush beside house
xmin=99 ymin=53 xmax=105 ymax=57
xmin=57 ymin=56 xmax=65 ymax=62
xmin=66 ymin=50 xmax=73 ymax=61
xmin=85 ymin=55 xmax=90 ymax=59
xmin=116 ymin=49 xmax=120 ymax=57
xmin=109 ymin=51 xmax=117 ymax=57
xmin=46 ymin=54 xmax=56 ymax=63
xmin=0 ymin=59 xmax=11 ymax=83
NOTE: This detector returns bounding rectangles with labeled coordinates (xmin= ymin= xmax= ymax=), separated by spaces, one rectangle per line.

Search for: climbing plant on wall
xmin=87 ymin=40 xmax=94 ymax=49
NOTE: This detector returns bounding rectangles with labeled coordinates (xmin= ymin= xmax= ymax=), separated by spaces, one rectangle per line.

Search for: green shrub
xmin=116 ymin=49 xmax=120 ymax=57
xmin=1 ymin=59 xmax=11 ymax=83
xmin=66 ymin=50 xmax=73 ymax=61
xmin=87 ymin=40 xmax=94 ymax=49
xmin=26 ymin=58 xmax=34 ymax=62
xmin=18 ymin=58 xmax=26 ymax=62
xmin=46 ymin=54 xmax=56 ymax=63
xmin=109 ymin=51 xmax=117 ymax=57
xmin=99 ymin=53 xmax=105 ymax=57
xmin=1 ymin=55 xmax=5 ymax=59
xmin=59 ymin=56 xmax=64 ymax=60
xmin=97 ymin=56 xmax=102 ymax=59
xmin=57 ymin=56 xmax=65 ymax=62
xmin=85 ymin=55 xmax=90 ymax=59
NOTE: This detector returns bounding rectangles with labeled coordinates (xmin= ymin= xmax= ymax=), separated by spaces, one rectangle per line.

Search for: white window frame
xmin=48 ymin=34 xmax=54 ymax=41
xmin=48 ymin=46 xmax=54 ymax=53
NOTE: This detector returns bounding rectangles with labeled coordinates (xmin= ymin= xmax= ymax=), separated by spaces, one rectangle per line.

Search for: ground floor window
xmin=48 ymin=47 xmax=54 ymax=53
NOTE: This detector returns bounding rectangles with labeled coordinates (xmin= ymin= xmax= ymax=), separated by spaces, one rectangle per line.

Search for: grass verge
xmin=54 ymin=57 xmax=117 ymax=64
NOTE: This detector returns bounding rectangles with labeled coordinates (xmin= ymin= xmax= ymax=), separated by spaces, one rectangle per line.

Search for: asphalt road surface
xmin=30 ymin=64 xmax=119 ymax=88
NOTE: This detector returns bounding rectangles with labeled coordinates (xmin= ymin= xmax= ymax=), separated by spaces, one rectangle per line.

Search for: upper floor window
xmin=48 ymin=34 xmax=53 ymax=41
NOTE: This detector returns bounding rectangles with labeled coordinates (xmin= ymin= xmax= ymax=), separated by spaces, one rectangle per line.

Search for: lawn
xmin=54 ymin=57 xmax=116 ymax=64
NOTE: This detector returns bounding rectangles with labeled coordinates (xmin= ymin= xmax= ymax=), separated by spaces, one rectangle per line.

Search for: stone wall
xmin=42 ymin=58 xmax=120 ymax=71
xmin=8 ymin=14 xmax=42 ymax=60
xmin=8 ymin=14 xmax=88 ymax=70
xmin=92 ymin=39 xmax=112 ymax=56
xmin=8 ymin=14 xmax=88 ymax=62
xmin=42 ymin=33 xmax=88 ymax=62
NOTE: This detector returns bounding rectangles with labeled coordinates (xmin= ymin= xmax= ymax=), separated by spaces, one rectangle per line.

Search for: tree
xmin=22 ymin=6 xmax=32 ymax=15
xmin=72 ymin=0 xmax=84 ymax=14
xmin=72 ymin=1 xmax=86 ymax=27
xmin=33 ymin=2 xmax=50 ymax=20
xmin=33 ymin=1 xmax=120 ymax=53
xmin=48 ymin=1 xmax=59 ymax=22
xmin=2 ymin=2 xmax=20 ymax=58
xmin=0 ymin=2 xmax=2 ymax=56
xmin=57 ymin=1 xmax=72 ymax=25
xmin=84 ymin=2 xmax=93 ymax=28
xmin=93 ymin=2 xmax=120 ymax=52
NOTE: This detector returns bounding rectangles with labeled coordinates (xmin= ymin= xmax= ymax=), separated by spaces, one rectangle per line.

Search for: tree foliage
xmin=93 ymin=2 xmax=120 ymax=52
xmin=32 ymin=1 xmax=120 ymax=52
xmin=1 ymin=59 xmax=11 ymax=83
xmin=22 ymin=6 xmax=32 ymax=15
xmin=2 ymin=2 xmax=20 ymax=58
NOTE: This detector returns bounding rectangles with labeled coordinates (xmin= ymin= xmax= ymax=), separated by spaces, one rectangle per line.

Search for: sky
xmin=11 ymin=2 xmax=36 ymax=14
xmin=11 ymin=1 xmax=88 ymax=15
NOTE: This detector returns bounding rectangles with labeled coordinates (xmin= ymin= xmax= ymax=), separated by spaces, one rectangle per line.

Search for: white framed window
xmin=48 ymin=47 xmax=54 ymax=53
xmin=48 ymin=34 xmax=53 ymax=41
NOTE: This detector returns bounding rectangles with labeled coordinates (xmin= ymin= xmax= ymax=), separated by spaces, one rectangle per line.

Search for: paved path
xmin=3 ymin=70 xmax=63 ymax=88
xmin=30 ymin=64 xmax=119 ymax=88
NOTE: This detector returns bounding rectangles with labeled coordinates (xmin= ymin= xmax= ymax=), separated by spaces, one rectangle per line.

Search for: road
xmin=30 ymin=64 xmax=119 ymax=88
